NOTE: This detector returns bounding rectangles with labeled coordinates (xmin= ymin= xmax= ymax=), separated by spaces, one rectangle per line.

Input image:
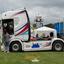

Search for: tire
xmin=9 ymin=41 xmax=22 ymax=52
xmin=52 ymin=40 xmax=63 ymax=51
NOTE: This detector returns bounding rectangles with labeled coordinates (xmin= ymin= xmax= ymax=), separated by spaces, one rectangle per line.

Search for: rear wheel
xmin=52 ymin=40 xmax=64 ymax=51
xmin=9 ymin=41 xmax=22 ymax=52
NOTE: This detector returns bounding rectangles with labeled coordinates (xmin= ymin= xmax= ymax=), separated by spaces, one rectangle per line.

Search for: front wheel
xmin=52 ymin=40 xmax=64 ymax=51
xmin=9 ymin=41 xmax=22 ymax=52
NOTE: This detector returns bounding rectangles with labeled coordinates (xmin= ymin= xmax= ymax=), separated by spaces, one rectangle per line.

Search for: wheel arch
xmin=51 ymin=38 xmax=64 ymax=45
xmin=9 ymin=39 xmax=22 ymax=46
xmin=9 ymin=39 xmax=22 ymax=51
xmin=52 ymin=40 xmax=64 ymax=46
xmin=51 ymin=38 xmax=64 ymax=50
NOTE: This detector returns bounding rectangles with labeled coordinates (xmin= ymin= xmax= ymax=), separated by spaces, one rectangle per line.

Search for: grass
xmin=0 ymin=51 xmax=64 ymax=64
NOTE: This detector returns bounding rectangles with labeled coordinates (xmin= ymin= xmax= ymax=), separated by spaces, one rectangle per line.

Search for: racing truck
xmin=0 ymin=9 xmax=64 ymax=52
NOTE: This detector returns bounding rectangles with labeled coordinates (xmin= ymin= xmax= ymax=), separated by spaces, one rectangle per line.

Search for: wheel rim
xmin=55 ymin=43 xmax=62 ymax=51
xmin=12 ymin=44 xmax=19 ymax=51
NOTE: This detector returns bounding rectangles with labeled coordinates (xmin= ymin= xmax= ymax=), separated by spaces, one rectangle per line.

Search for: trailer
xmin=1 ymin=9 xmax=64 ymax=52
xmin=54 ymin=22 xmax=64 ymax=38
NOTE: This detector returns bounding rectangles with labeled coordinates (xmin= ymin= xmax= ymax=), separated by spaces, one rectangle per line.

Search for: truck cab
xmin=1 ymin=9 xmax=64 ymax=52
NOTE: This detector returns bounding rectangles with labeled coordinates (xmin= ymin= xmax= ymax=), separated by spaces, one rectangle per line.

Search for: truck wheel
xmin=52 ymin=40 xmax=63 ymax=51
xmin=9 ymin=41 xmax=22 ymax=52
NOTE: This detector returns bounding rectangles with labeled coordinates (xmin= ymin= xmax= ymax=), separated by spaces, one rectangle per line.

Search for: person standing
xmin=4 ymin=31 xmax=10 ymax=53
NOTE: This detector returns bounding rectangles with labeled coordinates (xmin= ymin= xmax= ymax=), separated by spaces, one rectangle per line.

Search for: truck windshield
xmin=2 ymin=19 xmax=14 ymax=35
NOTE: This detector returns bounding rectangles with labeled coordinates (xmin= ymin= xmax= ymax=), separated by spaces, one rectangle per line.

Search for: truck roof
xmin=1 ymin=9 xmax=26 ymax=19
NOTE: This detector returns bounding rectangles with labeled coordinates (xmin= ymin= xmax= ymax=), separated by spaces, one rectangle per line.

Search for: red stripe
xmin=15 ymin=24 xmax=29 ymax=36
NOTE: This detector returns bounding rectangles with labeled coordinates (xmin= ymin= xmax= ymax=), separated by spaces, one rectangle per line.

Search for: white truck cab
xmin=1 ymin=9 xmax=64 ymax=52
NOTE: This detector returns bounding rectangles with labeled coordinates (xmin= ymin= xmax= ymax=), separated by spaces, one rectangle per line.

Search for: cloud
xmin=28 ymin=6 xmax=64 ymax=19
xmin=0 ymin=0 xmax=64 ymax=24
xmin=28 ymin=6 xmax=64 ymax=24
xmin=0 ymin=0 xmax=64 ymax=11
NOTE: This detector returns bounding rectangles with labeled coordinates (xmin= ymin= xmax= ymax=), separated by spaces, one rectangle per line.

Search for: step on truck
xmin=0 ymin=9 xmax=64 ymax=52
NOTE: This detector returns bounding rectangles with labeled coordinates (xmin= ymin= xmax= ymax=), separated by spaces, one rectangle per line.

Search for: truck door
xmin=14 ymin=11 xmax=30 ymax=41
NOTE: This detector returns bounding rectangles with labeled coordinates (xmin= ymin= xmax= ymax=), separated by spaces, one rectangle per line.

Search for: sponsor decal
xmin=26 ymin=45 xmax=31 ymax=48
xmin=32 ymin=43 xmax=40 ymax=48
xmin=15 ymin=23 xmax=29 ymax=36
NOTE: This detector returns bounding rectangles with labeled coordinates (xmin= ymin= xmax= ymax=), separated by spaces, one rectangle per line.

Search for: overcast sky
xmin=0 ymin=0 xmax=64 ymax=24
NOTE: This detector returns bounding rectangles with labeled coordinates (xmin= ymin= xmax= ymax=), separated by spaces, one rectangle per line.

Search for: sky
xmin=0 ymin=0 xmax=64 ymax=24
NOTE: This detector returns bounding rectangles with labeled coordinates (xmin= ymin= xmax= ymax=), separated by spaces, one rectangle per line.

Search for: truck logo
xmin=32 ymin=43 xmax=40 ymax=48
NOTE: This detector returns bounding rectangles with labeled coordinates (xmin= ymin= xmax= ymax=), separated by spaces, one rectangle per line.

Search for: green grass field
xmin=0 ymin=51 xmax=64 ymax=64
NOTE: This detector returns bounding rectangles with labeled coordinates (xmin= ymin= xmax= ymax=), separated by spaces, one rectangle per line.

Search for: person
xmin=4 ymin=31 xmax=10 ymax=53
